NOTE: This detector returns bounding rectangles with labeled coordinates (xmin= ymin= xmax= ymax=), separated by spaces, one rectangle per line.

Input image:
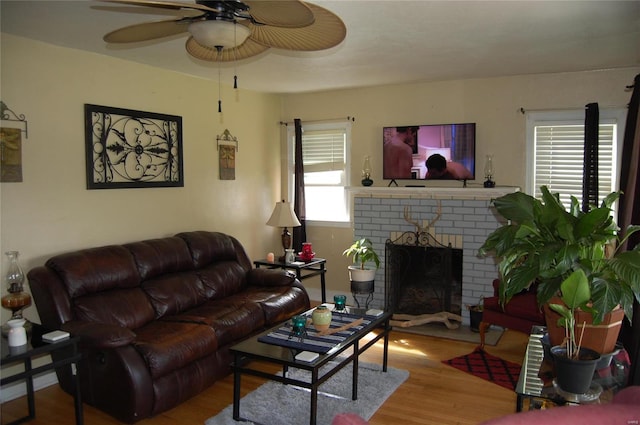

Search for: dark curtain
xmin=619 ymin=74 xmax=640 ymax=386
xmin=582 ymin=102 xmax=599 ymax=212
xmin=292 ymin=118 xmax=307 ymax=252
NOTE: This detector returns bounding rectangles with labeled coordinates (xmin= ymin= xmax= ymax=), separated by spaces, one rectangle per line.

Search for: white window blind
xmin=533 ymin=123 xmax=615 ymax=205
xmin=526 ymin=109 xmax=625 ymax=208
xmin=288 ymin=122 xmax=350 ymax=223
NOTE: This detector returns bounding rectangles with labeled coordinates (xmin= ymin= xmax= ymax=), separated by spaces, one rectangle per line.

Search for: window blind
xmin=301 ymin=129 xmax=346 ymax=173
xmin=534 ymin=123 xmax=615 ymax=206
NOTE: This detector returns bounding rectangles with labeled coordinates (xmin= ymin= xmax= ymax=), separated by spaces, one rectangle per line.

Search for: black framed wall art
xmin=84 ymin=104 xmax=183 ymax=189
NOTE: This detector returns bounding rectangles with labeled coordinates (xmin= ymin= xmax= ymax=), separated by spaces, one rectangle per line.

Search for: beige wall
xmin=2 ymin=33 xmax=639 ymax=319
xmin=0 ymin=34 xmax=285 ymax=325
xmin=280 ymin=67 xmax=640 ymax=300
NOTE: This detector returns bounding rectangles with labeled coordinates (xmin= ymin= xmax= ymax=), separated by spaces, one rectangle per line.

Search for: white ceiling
xmin=2 ymin=1 xmax=639 ymax=94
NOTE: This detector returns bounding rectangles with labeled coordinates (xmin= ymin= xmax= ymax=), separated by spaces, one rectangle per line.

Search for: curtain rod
xmin=518 ymin=105 xmax=627 ymax=115
xmin=279 ymin=116 xmax=355 ymax=126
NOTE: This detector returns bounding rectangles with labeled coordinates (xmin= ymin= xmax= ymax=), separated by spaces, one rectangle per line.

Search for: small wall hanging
xmin=216 ymin=129 xmax=238 ymax=180
xmin=84 ymin=104 xmax=183 ymax=189
xmin=1 ymin=101 xmax=28 ymax=183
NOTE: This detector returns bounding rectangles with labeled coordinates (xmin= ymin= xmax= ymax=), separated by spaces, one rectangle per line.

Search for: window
xmin=525 ymin=109 xmax=626 ymax=206
xmin=287 ymin=121 xmax=351 ymax=224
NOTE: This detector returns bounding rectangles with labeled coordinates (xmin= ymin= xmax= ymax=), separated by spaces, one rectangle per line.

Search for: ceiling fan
xmin=99 ymin=0 xmax=347 ymax=62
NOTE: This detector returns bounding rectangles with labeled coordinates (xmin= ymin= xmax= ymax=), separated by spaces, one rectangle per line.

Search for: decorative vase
xmin=311 ymin=305 xmax=332 ymax=331
xmin=300 ymin=242 xmax=315 ymax=262
xmin=285 ymin=249 xmax=295 ymax=264
xmin=468 ymin=306 xmax=483 ymax=332
xmin=7 ymin=318 xmax=27 ymax=347
xmin=551 ymin=346 xmax=600 ymax=394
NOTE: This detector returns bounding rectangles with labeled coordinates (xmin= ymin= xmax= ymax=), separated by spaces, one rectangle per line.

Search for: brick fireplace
xmin=349 ymin=186 xmax=518 ymax=323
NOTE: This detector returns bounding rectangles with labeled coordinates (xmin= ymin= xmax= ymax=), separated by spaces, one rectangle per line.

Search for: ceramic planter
xmin=543 ymin=298 xmax=625 ymax=355
xmin=348 ymin=266 xmax=376 ymax=294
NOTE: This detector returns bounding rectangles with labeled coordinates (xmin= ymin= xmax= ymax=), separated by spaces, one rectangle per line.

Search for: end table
xmin=254 ymin=257 xmax=327 ymax=303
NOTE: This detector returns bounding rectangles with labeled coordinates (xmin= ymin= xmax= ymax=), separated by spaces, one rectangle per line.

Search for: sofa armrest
xmin=247 ymin=268 xmax=297 ymax=287
xmin=61 ymin=321 xmax=136 ymax=349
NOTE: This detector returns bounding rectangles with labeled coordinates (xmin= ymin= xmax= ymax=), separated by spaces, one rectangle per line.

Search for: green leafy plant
xmin=343 ymin=238 xmax=380 ymax=270
xmin=479 ymin=186 xmax=640 ymax=325
xmin=548 ymin=269 xmax=595 ymax=359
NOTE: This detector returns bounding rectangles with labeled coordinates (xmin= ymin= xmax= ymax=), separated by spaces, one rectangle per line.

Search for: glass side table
xmin=515 ymin=325 xmax=628 ymax=411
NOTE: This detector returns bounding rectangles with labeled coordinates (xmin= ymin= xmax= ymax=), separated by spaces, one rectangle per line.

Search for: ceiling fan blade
xmin=185 ymin=36 xmax=269 ymax=61
xmin=249 ymin=3 xmax=345 ymax=51
xmin=104 ymin=19 xmax=191 ymax=43
xmin=99 ymin=0 xmax=218 ymax=13
xmin=244 ymin=0 xmax=314 ymax=28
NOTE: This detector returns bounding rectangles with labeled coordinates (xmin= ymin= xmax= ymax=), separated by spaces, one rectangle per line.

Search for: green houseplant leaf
xmin=342 ymin=238 xmax=380 ymax=270
xmin=480 ymin=186 xmax=640 ymax=334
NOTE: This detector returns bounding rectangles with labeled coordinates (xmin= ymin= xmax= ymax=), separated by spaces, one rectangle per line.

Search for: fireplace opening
xmin=385 ymin=232 xmax=462 ymax=316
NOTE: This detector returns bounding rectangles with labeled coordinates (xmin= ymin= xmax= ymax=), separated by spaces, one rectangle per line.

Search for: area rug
xmin=205 ymin=361 xmax=409 ymax=425
xmin=394 ymin=323 xmax=504 ymax=346
xmin=442 ymin=346 xmax=521 ymax=390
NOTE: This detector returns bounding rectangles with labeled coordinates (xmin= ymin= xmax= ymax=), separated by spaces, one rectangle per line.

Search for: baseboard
xmin=0 ymin=371 xmax=58 ymax=403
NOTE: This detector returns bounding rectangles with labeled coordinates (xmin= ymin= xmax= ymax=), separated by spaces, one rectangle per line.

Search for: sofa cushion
xmin=142 ymin=272 xmax=208 ymax=318
xmin=165 ymin=298 xmax=266 ymax=347
xmin=197 ymin=262 xmax=249 ymax=300
xmin=46 ymin=245 xmax=140 ymax=298
xmin=177 ymin=231 xmax=252 ymax=271
xmin=125 ymin=237 xmax=194 ymax=280
xmin=74 ymin=287 xmax=155 ymax=329
xmin=132 ymin=321 xmax=217 ymax=379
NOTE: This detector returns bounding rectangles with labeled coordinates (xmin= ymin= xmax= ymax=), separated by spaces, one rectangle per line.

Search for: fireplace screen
xmin=385 ymin=232 xmax=462 ymax=316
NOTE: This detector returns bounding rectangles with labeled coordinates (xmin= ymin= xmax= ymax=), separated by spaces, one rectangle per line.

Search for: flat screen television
xmin=383 ymin=123 xmax=476 ymax=182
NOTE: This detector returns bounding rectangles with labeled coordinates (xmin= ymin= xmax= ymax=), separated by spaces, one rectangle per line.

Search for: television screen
xmin=383 ymin=123 xmax=476 ymax=181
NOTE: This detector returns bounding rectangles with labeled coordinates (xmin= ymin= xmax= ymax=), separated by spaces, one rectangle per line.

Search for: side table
xmin=1 ymin=324 xmax=83 ymax=425
xmin=254 ymin=258 xmax=327 ymax=303
xmin=515 ymin=325 xmax=628 ymax=411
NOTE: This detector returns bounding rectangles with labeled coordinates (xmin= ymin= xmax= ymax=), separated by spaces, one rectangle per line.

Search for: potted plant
xmin=466 ymin=296 xmax=484 ymax=332
xmin=548 ymin=269 xmax=601 ymax=394
xmin=343 ymin=238 xmax=381 ymax=293
xmin=479 ymin=186 xmax=640 ymax=354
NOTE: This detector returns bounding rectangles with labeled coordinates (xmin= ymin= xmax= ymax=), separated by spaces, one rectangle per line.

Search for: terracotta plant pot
xmin=543 ymin=298 xmax=624 ymax=355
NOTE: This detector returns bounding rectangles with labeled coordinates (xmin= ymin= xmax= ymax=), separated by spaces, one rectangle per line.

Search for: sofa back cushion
xmin=142 ymin=272 xmax=207 ymax=317
xmin=176 ymin=231 xmax=252 ymax=271
xmin=45 ymin=245 xmax=156 ymax=328
xmin=125 ymin=237 xmax=194 ymax=280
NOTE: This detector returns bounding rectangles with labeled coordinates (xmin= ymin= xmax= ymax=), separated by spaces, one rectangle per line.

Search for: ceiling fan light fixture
xmin=188 ymin=20 xmax=250 ymax=49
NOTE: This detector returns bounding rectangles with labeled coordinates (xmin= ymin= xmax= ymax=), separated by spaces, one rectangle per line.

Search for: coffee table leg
xmin=353 ymin=340 xmax=359 ymax=400
xmin=383 ymin=318 xmax=390 ymax=372
xmin=310 ymin=369 xmax=318 ymax=425
xmin=233 ymin=355 xmax=241 ymax=420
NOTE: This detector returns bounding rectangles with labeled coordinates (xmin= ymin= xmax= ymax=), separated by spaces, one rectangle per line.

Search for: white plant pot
xmin=348 ymin=266 xmax=376 ymax=282
xmin=348 ymin=266 xmax=376 ymax=294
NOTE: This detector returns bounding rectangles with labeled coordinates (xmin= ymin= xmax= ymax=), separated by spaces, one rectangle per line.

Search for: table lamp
xmin=266 ymin=200 xmax=301 ymax=262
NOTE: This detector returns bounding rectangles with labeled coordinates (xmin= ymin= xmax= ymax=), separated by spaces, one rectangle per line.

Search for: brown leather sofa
xmin=28 ymin=231 xmax=310 ymax=423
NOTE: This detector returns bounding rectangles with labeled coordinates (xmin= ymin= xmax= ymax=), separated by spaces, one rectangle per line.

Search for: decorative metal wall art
xmin=216 ymin=129 xmax=238 ymax=180
xmin=1 ymin=102 xmax=28 ymax=183
xmin=84 ymin=104 xmax=183 ymax=189
xmin=1 ymin=128 xmax=23 ymax=182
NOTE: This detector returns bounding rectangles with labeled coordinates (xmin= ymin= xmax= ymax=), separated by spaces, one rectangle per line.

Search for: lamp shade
xmin=188 ymin=20 xmax=251 ymax=49
xmin=266 ymin=200 xmax=301 ymax=228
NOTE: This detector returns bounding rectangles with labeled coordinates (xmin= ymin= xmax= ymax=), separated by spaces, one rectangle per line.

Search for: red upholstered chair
xmin=479 ymin=279 xmax=545 ymax=348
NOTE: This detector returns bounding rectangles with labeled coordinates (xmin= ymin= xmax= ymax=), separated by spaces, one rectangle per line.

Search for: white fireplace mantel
xmin=348 ymin=185 xmax=520 ymax=200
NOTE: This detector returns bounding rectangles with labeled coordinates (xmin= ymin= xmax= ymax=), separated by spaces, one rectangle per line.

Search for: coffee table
xmin=230 ymin=309 xmax=391 ymax=425
xmin=515 ymin=325 xmax=628 ymax=411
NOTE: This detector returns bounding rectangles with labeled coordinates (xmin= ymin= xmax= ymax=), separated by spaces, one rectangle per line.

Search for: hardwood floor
xmin=1 ymin=329 xmax=528 ymax=425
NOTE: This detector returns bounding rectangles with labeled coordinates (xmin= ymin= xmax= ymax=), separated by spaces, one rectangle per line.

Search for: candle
xmin=267 ymin=252 xmax=275 ymax=263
